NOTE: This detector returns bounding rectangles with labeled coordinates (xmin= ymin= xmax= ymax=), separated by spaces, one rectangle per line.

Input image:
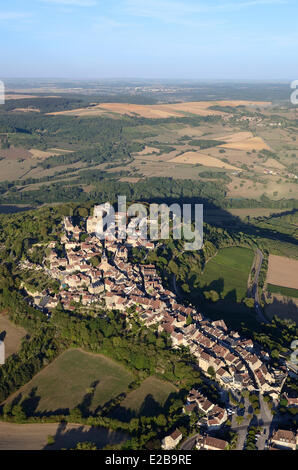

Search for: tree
xmin=207 ymin=366 xmax=215 ymax=378
xmin=243 ymin=297 xmax=254 ymax=309
xmin=69 ymin=407 xmax=83 ymax=422
xmin=11 ymin=404 xmax=26 ymax=421
xmin=203 ymin=290 xmax=219 ymax=302
xmin=236 ymin=415 xmax=244 ymax=425
xmin=90 ymin=255 xmax=101 ymax=267
xmin=156 ymin=414 xmax=167 ymax=427
xmin=271 ymin=349 xmax=279 ymax=360
xmin=75 ymin=442 xmax=98 ymax=450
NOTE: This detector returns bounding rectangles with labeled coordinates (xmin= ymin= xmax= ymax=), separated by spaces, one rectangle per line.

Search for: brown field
xmin=5 ymin=94 xmax=60 ymax=100
xmin=49 ymin=148 xmax=73 ymax=153
xmin=0 ymin=147 xmax=32 ymax=160
xmin=135 ymin=146 xmax=160 ymax=156
xmin=262 ymin=158 xmax=285 ymax=169
xmin=133 ymin=149 xmax=179 ymax=162
xmin=12 ymin=108 xmax=41 ymax=113
xmin=119 ymin=176 xmax=141 ymax=183
xmin=0 ymin=159 xmax=34 ymax=181
xmin=0 ymin=147 xmax=76 ymax=182
xmin=28 ymin=148 xmax=69 ymax=159
xmin=5 ymin=94 xmax=40 ymax=100
xmin=267 ymin=255 xmax=298 ymax=290
xmin=217 ymin=131 xmax=254 ymax=142
xmin=227 ymin=174 xmax=298 ymax=199
xmin=169 ymin=151 xmax=241 ymax=170
xmin=219 ymin=136 xmax=270 ymax=151
xmin=0 ymin=314 xmax=27 ymax=359
xmin=0 ymin=422 xmax=126 ymax=450
xmin=48 ymin=100 xmax=270 ymax=119
xmin=228 ymin=208 xmax=289 ymax=218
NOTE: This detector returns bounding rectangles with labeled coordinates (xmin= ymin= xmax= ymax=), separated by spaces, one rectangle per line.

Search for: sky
xmin=0 ymin=0 xmax=297 ymax=79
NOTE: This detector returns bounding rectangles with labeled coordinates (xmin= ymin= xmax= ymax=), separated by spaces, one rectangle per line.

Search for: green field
xmin=198 ymin=246 xmax=254 ymax=302
xmin=11 ymin=349 xmax=134 ymax=415
xmin=267 ymin=284 xmax=298 ymax=299
xmin=111 ymin=376 xmax=177 ymax=421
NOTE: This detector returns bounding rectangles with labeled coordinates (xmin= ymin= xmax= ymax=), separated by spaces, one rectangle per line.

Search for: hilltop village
xmin=19 ymin=205 xmax=289 ymax=407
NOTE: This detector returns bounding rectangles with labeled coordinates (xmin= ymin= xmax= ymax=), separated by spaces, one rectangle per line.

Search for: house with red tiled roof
xmin=196 ymin=435 xmax=228 ymax=451
xmin=271 ymin=429 xmax=296 ymax=451
xmin=161 ymin=429 xmax=183 ymax=450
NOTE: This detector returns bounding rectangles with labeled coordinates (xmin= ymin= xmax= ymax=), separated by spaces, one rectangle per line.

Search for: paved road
xmin=256 ymin=396 xmax=273 ymax=450
xmin=180 ymin=434 xmax=199 ymax=450
xmin=181 ymin=398 xmax=275 ymax=451
xmin=231 ymin=397 xmax=251 ymax=450
xmin=251 ymin=249 xmax=269 ymax=324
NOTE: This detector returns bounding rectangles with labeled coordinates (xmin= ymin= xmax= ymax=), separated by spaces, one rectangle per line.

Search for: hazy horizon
xmin=1 ymin=0 xmax=298 ymax=80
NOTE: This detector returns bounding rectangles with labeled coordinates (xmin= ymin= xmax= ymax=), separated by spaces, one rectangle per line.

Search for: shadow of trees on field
xmin=109 ymin=390 xmax=182 ymax=423
xmin=0 ymin=330 xmax=6 ymax=341
xmin=204 ymin=278 xmax=225 ymax=297
xmin=144 ymin=197 xmax=298 ymax=249
xmin=109 ymin=393 xmax=163 ymax=423
xmin=265 ymin=296 xmax=298 ymax=324
xmin=21 ymin=388 xmax=41 ymax=416
xmin=43 ymin=421 xmax=127 ymax=450
xmin=225 ymin=289 xmax=237 ymax=303
xmin=78 ymin=380 xmax=99 ymax=417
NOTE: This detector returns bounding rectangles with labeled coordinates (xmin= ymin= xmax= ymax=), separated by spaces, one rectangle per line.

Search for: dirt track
xmin=0 ymin=422 xmax=127 ymax=450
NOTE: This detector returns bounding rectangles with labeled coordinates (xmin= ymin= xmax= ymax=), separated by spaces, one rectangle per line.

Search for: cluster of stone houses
xmin=161 ymin=429 xmax=229 ymax=451
xmin=183 ymin=388 xmax=228 ymax=430
xmin=158 ymin=311 xmax=286 ymax=398
xmin=22 ymin=210 xmax=288 ymax=400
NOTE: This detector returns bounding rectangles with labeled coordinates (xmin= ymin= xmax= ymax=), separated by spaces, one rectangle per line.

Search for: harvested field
xmin=5 ymin=94 xmax=40 ymax=100
xmin=217 ymin=131 xmax=254 ymax=142
xmin=267 ymin=255 xmax=298 ymax=290
xmin=219 ymin=136 xmax=270 ymax=151
xmin=135 ymin=146 xmax=160 ymax=156
xmin=262 ymin=158 xmax=285 ymax=169
xmin=12 ymin=108 xmax=41 ymax=113
xmin=169 ymin=151 xmax=240 ymax=170
xmin=49 ymin=148 xmax=73 ymax=153
xmin=228 ymin=208 xmax=288 ymax=219
xmin=48 ymin=100 xmax=270 ymax=119
xmin=0 ymin=147 xmax=32 ymax=160
xmin=29 ymin=148 xmax=70 ymax=159
xmin=0 ymin=422 xmax=127 ymax=450
xmin=119 ymin=177 xmax=141 ymax=183
xmin=0 ymin=314 xmax=27 ymax=359
xmin=5 ymin=94 xmax=60 ymax=100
